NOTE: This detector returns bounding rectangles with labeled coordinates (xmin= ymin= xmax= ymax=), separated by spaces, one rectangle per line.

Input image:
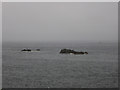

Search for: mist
xmin=2 ymin=2 xmax=118 ymax=43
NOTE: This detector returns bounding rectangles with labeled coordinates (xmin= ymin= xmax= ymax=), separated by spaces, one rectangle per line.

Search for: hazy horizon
xmin=3 ymin=2 xmax=118 ymax=43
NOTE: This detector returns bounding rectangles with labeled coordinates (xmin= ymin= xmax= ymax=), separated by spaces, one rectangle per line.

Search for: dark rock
xmin=21 ymin=49 xmax=31 ymax=52
xmin=73 ymin=51 xmax=84 ymax=55
xmin=60 ymin=49 xmax=88 ymax=55
xmin=84 ymin=52 xmax=88 ymax=54
xmin=36 ymin=49 xmax=40 ymax=51
xmin=60 ymin=49 xmax=75 ymax=54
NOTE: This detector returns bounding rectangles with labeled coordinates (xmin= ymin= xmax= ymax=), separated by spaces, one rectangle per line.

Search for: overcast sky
xmin=3 ymin=2 xmax=118 ymax=43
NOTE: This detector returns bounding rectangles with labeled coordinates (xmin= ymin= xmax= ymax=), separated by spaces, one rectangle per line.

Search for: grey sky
xmin=3 ymin=2 xmax=118 ymax=43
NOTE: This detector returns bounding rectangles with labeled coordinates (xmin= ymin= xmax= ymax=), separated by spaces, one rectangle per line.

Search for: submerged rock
xmin=60 ymin=49 xmax=88 ymax=55
xmin=21 ymin=48 xmax=41 ymax=52
xmin=36 ymin=49 xmax=40 ymax=51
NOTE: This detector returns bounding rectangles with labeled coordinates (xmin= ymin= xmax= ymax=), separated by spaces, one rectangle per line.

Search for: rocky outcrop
xmin=21 ymin=49 xmax=31 ymax=52
xmin=60 ymin=49 xmax=88 ymax=55
xmin=21 ymin=48 xmax=41 ymax=52
xmin=60 ymin=49 xmax=75 ymax=54
xmin=84 ymin=52 xmax=88 ymax=54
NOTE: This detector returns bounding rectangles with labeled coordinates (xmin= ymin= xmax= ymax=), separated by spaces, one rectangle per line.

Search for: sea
xmin=2 ymin=42 xmax=118 ymax=88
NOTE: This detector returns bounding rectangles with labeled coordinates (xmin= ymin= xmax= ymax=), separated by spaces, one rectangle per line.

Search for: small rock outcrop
xmin=60 ymin=49 xmax=88 ymax=55
xmin=84 ymin=52 xmax=88 ymax=54
xmin=60 ymin=49 xmax=75 ymax=54
xmin=21 ymin=49 xmax=31 ymax=52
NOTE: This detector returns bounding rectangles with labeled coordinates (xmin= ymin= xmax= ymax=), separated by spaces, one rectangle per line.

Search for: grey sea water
xmin=2 ymin=42 xmax=118 ymax=88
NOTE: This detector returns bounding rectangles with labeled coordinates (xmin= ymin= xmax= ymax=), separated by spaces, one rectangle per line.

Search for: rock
xmin=60 ymin=49 xmax=75 ymax=54
xmin=73 ymin=51 xmax=84 ymax=55
xmin=60 ymin=49 xmax=88 ymax=55
xmin=36 ymin=49 xmax=40 ymax=51
xmin=21 ymin=49 xmax=31 ymax=52
xmin=84 ymin=52 xmax=88 ymax=54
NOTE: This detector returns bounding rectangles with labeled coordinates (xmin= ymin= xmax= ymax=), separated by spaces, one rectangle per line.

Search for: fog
xmin=2 ymin=2 xmax=118 ymax=43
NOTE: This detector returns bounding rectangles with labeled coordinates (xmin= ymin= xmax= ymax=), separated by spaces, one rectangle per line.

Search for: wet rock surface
xmin=21 ymin=48 xmax=41 ymax=52
xmin=21 ymin=49 xmax=31 ymax=52
xmin=60 ymin=49 xmax=88 ymax=55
